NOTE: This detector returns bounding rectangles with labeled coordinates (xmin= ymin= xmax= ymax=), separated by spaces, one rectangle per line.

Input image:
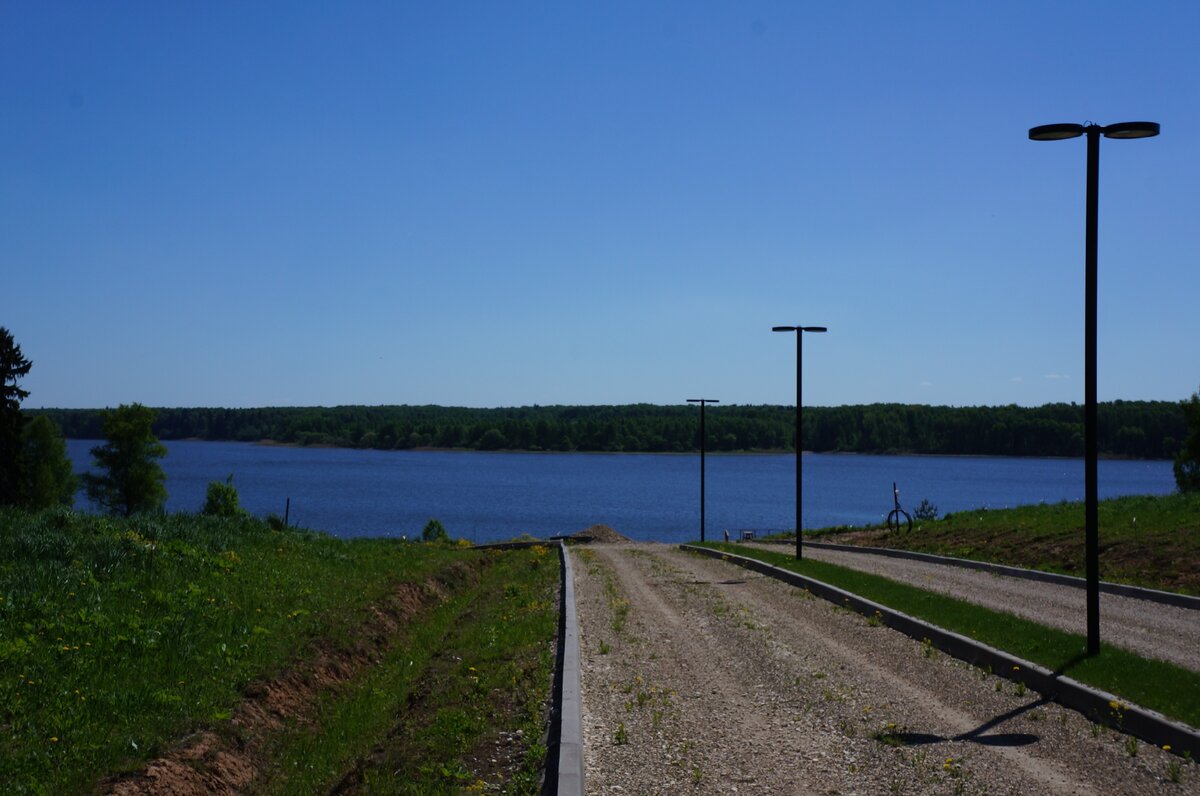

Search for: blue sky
xmin=3 ymin=2 xmax=1196 ymax=409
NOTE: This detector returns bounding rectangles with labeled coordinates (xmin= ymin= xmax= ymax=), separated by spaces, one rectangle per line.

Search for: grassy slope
xmin=700 ymin=542 xmax=1200 ymax=730
xmin=264 ymin=544 xmax=558 ymax=794
xmin=0 ymin=509 xmax=556 ymax=794
xmin=816 ymin=492 xmax=1200 ymax=595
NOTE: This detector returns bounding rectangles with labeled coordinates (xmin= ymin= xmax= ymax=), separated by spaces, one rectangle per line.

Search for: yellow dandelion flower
xmin=1163 ymin=745 xmax=1171 ymax=752
xmin=50 ymin=737 xmax=58 ymax=743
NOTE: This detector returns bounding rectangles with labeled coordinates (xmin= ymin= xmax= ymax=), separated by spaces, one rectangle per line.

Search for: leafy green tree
xmin=82 ymin=403 xmax=168 ymax=516
xmin=202 ymin=474 xmax=246 ymax=517
xmin=1174 ymin=389 xmax=1200 ymax=492
xmin=476 ymin=428 xmax=508 ymax=450
xmin=20 ymin=414 xmax=78 ymax=508
xmin=0 ymin=327 xmax=33 ymax=505
xmin=421 ymin=518 xmax=448 ymax=542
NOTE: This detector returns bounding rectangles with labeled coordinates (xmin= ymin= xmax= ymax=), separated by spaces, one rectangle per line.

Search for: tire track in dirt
xmin=574 ymin=543 xmax=1196 ymax=795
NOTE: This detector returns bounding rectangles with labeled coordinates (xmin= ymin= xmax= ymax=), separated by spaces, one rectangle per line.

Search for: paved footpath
xmin=573 ymin=543 xmax=1196 ymax=795
xmin=746 ymin=542 xmax=1200 ymax=673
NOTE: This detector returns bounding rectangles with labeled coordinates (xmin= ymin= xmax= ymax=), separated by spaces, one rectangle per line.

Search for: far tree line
xmin=3 ymin=325 xmax=1200 ymax=509
xmin=37 ymin=400 xmax=1191 ymax=460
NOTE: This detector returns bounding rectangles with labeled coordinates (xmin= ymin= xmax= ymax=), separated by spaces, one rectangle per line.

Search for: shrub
xmin=914 ymin=499 xmax=939 ymax=521
xmin=1175 ymin=388 xmax=1200 ymax=492
xmin=422 ymin=518 xmax=449 ymax=542
xmin=202 ymin=475 xmax=245 ymax=517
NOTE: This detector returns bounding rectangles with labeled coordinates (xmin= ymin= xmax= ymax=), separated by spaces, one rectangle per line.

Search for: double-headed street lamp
xmin=1029 ymin=120 xmax=1159 ymax=655
xmin=687 ymin=398 xmax=719 ymax=542
xmin=772 ymin=325 xmax=827 ymax=560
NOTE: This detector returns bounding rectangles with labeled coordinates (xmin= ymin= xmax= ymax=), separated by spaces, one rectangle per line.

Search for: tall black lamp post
xmin=687 ymin=398 xmax=719 ymax=542
xmin=772 ymin=325 xmax=827 ymax=560
xmin=1028 ymin=120 xmax=1159 ymax=655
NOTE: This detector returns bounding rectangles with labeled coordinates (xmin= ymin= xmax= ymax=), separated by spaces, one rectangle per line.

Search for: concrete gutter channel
xmin=550 ymin=540 xmax=585 ymax=795
xmin=682 ymin=544 xmax=1200 ymax=760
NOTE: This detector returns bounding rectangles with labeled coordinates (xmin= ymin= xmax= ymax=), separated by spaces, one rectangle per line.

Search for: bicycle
xmin=887 ymin=482 xmax=913 ymax=532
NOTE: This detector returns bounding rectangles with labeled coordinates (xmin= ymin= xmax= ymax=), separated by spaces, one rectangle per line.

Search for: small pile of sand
xmin=568 ymin=524 xmax=632 ymax=544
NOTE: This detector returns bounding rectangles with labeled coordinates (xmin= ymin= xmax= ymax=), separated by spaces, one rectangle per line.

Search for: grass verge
xmin=786 ymin=492 xmax=1200 ymax=595
xmin=0 ymin=508 xmax=557 ymax=794
xmin=262 ymin=544 xmax=558 ymax=794
xmin=697 ymin=541 xmax=1200 ymax=730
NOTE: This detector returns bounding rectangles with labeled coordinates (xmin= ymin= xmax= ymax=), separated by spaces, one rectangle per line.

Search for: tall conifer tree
xmin=0 ymin=327 xmax=33 ymax=505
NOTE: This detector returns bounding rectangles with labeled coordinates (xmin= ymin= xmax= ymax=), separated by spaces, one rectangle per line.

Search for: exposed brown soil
xmin=103 ymin=561 xmax=483 ymax=795
xmin=568 ymin=524 xmax=632 ymax=544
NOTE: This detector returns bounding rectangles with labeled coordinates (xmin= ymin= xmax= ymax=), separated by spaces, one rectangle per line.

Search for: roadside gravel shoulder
xmin=573 ymin=543 xmax=1197 ymax=795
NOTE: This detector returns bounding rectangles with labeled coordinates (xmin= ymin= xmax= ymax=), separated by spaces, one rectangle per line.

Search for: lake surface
xmin=64 ymin=441 xmax=1176 ymax=544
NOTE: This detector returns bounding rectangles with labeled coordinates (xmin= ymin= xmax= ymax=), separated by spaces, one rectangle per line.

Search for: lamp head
xmin=801 ymin=326 xmax=828 ymax=333
xmin=772 ymin=326 xmax=797 ymax=332
xmin=1103 ymin=121 xmax=1160 ymax=139
xmin=1029 ymin=123 xmax=1085 ymax=141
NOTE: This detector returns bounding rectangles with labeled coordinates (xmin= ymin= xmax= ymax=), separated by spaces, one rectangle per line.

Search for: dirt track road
xmin=572 ymin=543 xmax=1194 ymax=795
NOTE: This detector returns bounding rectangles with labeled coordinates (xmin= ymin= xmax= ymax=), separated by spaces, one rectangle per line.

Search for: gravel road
xmin=747 ymin=542 xmax=1200 ymax=673
xmin=573 ymin=543 xmax=1195 ymax=795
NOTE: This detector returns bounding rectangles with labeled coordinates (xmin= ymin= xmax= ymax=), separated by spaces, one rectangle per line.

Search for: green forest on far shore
xmin=36 ymin=401 xmax=1186 ymax=460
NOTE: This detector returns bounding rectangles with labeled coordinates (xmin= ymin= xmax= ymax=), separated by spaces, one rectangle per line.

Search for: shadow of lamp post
xmin=771 ymin=325 xmax=827 ymax=560
xmin=687 ymin=398 xmax=719 ymax=542
xmin=1028 ymin=120 xmax=1159 ymax=655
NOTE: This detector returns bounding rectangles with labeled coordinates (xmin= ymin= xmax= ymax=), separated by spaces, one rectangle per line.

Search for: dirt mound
xmin=568 ymin=524 xmax=632 ymax=544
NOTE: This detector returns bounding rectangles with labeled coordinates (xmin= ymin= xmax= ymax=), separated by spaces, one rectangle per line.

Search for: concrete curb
xmin=551 ymin=540 xmax=585 ymax=795
xmin=682 ymin=544 xmax=1200 ymax=759
xmin=473 ymin=540 xmax=584 ymax=793
xmin=470 ymin=540 xmax=552 ymax=551
xmin=758 ymin=539 xmax=1200 ymax=611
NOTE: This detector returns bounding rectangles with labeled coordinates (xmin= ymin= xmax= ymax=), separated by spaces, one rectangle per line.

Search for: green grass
xmin=698 ymin=541 xmax=1200 ymax=730
xmin=263 ymin=544 xmax=558 ymax=794
xmin=0 ymin=508 xmax=554 ymax=793
xmin=807 ymin=492 xmax=1200 ymax=595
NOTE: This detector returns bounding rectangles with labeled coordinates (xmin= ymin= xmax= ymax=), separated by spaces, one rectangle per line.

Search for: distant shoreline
xmin=46 ymin=400 xmax=1183 ymax=463
xmin=245 ymin=439 xmax=1174 ymax=463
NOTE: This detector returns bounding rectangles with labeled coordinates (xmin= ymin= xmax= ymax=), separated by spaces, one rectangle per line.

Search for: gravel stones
xmin=572 ymin=544 xmax=1197 ymax=794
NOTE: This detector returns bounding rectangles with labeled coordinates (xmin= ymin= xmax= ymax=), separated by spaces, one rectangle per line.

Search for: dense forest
xmin=37 ymin=401 xmax=1186 ymax=460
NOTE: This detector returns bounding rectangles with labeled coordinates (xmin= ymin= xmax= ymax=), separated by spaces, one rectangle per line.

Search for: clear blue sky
xmin=3 ymin=2 xmax=1196 ymax=409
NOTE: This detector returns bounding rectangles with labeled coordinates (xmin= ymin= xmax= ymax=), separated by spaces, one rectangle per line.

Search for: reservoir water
xmin=64 ymin=441 xmax=1175 ymax=544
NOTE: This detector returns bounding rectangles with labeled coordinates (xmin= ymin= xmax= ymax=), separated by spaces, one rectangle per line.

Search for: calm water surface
xmin=66 ymin=442 xmax=1174 ymax=544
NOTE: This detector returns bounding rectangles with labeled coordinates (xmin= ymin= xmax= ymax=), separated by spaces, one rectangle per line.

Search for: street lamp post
xmin=1029 ymin=120 xmax=1159 ymax=655
xmin=687 ymin=398 xmax=719 ymax=542
xmin=772 ymin=325 xmax=827 ymax=560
